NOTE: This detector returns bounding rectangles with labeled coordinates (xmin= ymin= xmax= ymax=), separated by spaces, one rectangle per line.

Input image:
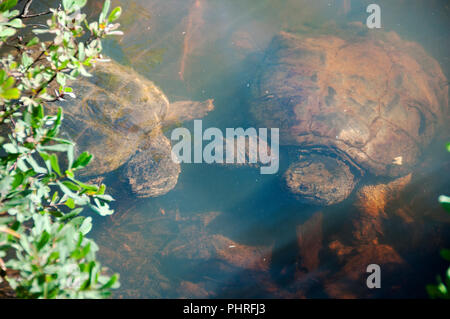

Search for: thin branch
xmin=0 ymin=257 xmax=6 ymax=277
xmin=0 ymin=226 xmax=21 ymax=239
xmin=10 ymin=0 xmax=51 ymax=21
xmin=21 ymin=0 xmax=33 ymax=16
xmin=22 ymin=11 xmax=52 ymax=19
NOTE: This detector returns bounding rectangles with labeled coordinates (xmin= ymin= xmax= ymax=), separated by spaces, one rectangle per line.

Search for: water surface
xmin=84 ymin=0 xmax=450 ymax=298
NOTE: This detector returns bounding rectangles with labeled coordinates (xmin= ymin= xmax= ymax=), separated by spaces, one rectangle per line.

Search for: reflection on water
xmin=86 ymin=0 xmax=450 ymax=298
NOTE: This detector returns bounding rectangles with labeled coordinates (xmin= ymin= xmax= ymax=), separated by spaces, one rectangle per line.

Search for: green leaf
xmin=441 ymin=249 xmax=450 ymax=262
xmin=65 ymin=197 xmax=75 ymax=209
xmin=80 ymin=261 xmax=96 ymax=290
xmin=99 ymin=0 xmax=110 ymax=23
xmin=44 ymin=138 xmax=72 ymax=146
xmin=21 ymin=52 xmax=33 ymax=68
xmin=90 ymin=199 xmax=113 ymax=216
xmin=11 ymin=172 xmax=24 ymax=189
xmin=1 ymin=87 xmax=19 ymax=100
xmin=3 ymin=76 xmax=14 ymax=89
xmin=0 ymin=27 xmax=16 ymax=37
xmin=56 ymin=72 xmax=66 ymax=87
xmin=69 ymin=178 xmax=98 ymax=192
xmin=32 ymin=104 xmax=44 ymax=122
xmin=67 ymin=144 xmax=74 ymax=168
xmin=19 ymin=236 xmax=32 ymax=255
xmin=73 ymin=0 xmax=87 ymax=9
xmin=71 ymin=151 xmax=92 ymax=170
xmin=26 ymin=37 xmax=39 ymax=47
xmin=50 ymin=154 xmax=62 ymax=176
xmin=25 ymin=155 xmax=47 ymax=174
xmin=40 ymin=144 xmax=70 ymax=152
xmin=65 ymin=169 xmax=74 ymax=179
xmin=57 ymin=182 xmax=90 ymax=206
xmin=0 ymin=0 xmax=18 ymax=11
xmin=59 ymin=208 xmax=83 ymax=222
xmin=97 ymin=184 xmax=106 ymax=195
xmin=51 ymin=191 xmax=59 ymax=203
xmin=8 ymin=18 xmax=24 ymax=29
xmin=439 ymin=195 xmax=450 ymax=213
xmin=0 ymin=70 xmax=6 ymax=84
xmin=108 ymin=7 xmax=122 ymax=22
xmin=62 ymin=0 xmax=74 ymax=11
xmin=79 ymin=217 xmax=92 ymax=235
xmin=78 ymin=42 xmax=85 ymax=61
xmin=48 ymin=210 xmax=63 ymax=218
xmin=36 ymin=231 xmax=51 ymax=251
xmin=100 ymin=274 xmax=119 ymax=290
xmin=61 ymin=181 xmax=81 ymax=192
xmin=94 ymin=194 xmax=114 ymax=202
xmin=427 ymin=284 xmax=441 ymax=299
xmin=3 ymin=143 xmax=18 ymax=154
xmin=437 ymin=283 xmax=448 ymax=295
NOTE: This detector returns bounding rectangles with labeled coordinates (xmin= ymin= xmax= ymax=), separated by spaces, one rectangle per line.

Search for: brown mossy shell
xmin=251 ymin=30 xmax=448 ymax=178
xmin=59 ymin=60 xmax=169 ymax=176
xmin=55 ymin=60 xmax=214 ymax=197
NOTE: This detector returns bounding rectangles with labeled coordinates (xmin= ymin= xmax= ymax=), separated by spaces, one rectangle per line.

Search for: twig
xmin=0 ymin=257 xmax=6 ymax=277
xmin=21 ymin=0 xmax=33 ymax=16
xmin=22 ymin=11 xmax=51 ymax=19
xmin=0 ymin=226 xmax=21 ymax=239
xmin=11 ymin=0 xmax=51 ymax=21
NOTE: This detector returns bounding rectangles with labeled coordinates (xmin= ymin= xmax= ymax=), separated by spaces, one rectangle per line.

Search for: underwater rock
xmin=325 ymin=241 xmax=404 ymax=298
xmin=353 ymin=174 xmax=412 ymax=242
xmin=161 ymin=211 xmax=272 ymax=272
xmin=177 ymin=281 xmax=213 ymax=298
xmin=212 ymin=235 xmax=272 ymax=272
xmin=322 ymin=175 xmax=414 ymax=298
xmin=94 ymin=206 xmax=176 ymax=298
xmin=355 ymin=174 xmax=412 ymax=220
xmin=296 ymin=211 xmax=324 ymax=273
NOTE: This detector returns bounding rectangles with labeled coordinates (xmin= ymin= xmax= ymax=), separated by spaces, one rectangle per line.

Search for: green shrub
xmin=427 ymin=142 xmax=450 ymax=299
xmin=0 ymin=0 xmax=122 ymax=298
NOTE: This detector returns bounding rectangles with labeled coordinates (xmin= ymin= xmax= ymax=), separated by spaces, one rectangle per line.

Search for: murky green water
xmin=76 ymin=0 xmax=450 ymax=298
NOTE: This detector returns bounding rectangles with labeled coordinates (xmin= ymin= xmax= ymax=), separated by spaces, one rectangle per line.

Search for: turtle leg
xmin=164 ymin=99 xmax=214 ymax=126
xmin=122 ymin=133 xmax=181 ymax=198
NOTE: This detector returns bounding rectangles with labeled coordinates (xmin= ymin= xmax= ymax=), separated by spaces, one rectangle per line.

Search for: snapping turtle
xmin=58 ymin=60 xmax=214 ymax=197
xmin=251 ymin=31 xmax=448 ymax=205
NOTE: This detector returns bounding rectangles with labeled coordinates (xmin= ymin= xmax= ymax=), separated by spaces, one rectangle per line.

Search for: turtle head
xmin=122 ymin=134 xmax=181 ymax=198
xmin=284 ymin=153 xmax=359 ymax=206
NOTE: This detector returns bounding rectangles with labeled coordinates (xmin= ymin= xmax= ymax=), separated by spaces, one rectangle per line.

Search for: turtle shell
xmin=58 ymin=60 xmax=170 ymax=176
xmin=251 ymin=31 xmax=448 ymax=177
